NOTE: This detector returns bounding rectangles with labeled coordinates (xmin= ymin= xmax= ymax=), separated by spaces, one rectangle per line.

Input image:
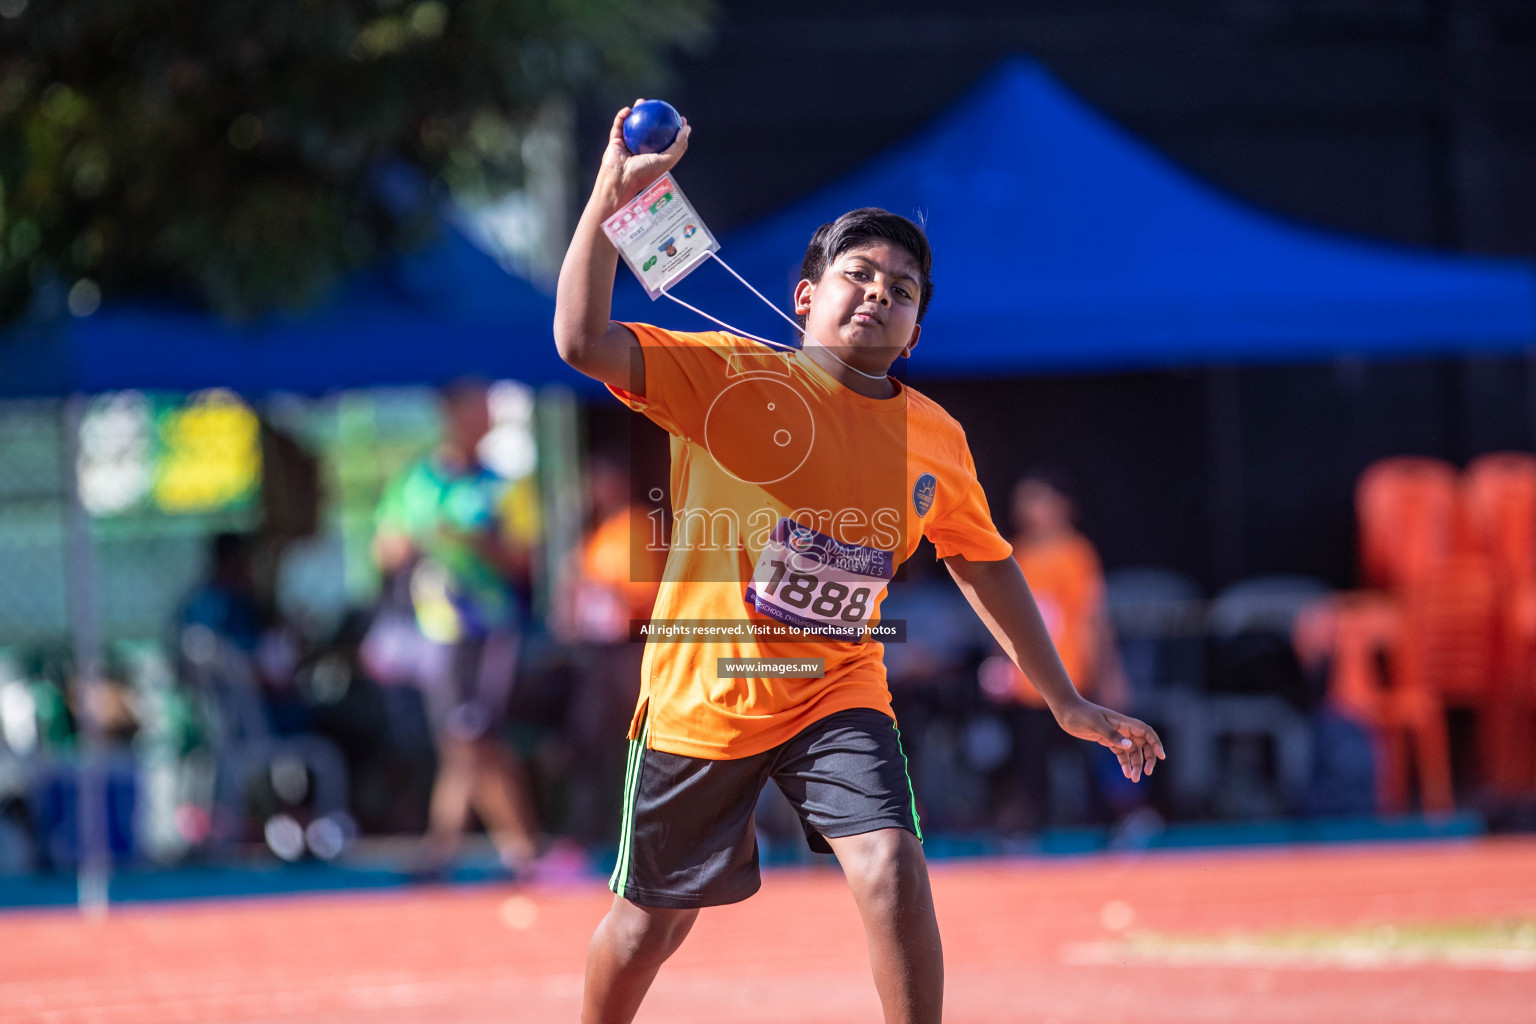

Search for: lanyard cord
xmin=657 ymin=251 xmax=895 ymax=383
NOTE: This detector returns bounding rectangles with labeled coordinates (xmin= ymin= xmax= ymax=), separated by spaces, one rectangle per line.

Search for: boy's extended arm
xmin=553 ymin=102 xmax=691 ymax=396
xmin=944 ymin=553 xmax=1165 ymax=782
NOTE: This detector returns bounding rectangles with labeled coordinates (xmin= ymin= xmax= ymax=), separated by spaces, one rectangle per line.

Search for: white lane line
xmin=1061 ymin=941 xmax=1536 ymax=972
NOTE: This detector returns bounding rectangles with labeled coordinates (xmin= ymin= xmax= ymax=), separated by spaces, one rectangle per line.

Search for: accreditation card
xmin=601 ymin=173 xmax=719 ymax=299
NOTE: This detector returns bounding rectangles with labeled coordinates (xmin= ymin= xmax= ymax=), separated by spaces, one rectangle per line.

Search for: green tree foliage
xmin=0 ymin=0 xmax=710 ymax=321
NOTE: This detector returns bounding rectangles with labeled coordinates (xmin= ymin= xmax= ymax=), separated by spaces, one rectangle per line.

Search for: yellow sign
xmin=152 ymin=389 xmax=262 ymax=513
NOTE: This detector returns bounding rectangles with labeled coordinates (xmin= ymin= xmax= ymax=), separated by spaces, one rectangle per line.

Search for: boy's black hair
xmin=1015 ymin=466 xmax=1081 ymax=514
xmin=440 ymin=375 xmax=490 ymax=404
xmin=210 ymin=531 xmax=252 ymax=571
xmin=798 ymin=208 xmax=934 ymax=326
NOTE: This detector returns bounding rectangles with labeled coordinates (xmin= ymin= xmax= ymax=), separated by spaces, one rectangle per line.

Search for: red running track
xmin=3 ymin=838 xmax=1534 ymax=1024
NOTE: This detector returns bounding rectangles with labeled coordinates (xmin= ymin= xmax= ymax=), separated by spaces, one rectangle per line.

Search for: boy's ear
xmin=792 ymin=278 xmax=814 ymax=316
xmin=900 ymin=323 xmax=921 ymax=359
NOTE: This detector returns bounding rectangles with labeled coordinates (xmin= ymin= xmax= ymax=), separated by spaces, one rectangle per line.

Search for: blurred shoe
xmin=1108 ymin=806 xmax=1165 ymax=851
xmin=527 ymin=839 xmax=593 ymax=884
xmin=406 ymin=860 xmax=452 ymax=885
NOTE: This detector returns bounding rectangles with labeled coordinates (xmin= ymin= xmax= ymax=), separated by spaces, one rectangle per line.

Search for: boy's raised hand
xmin=596 ymin=99 xmax=690 ymax=215
xmin=1051 ymin=699 xmax=1166 ymax=783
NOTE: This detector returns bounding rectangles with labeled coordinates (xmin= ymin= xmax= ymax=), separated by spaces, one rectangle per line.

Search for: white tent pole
xmin=63 ymin=393 xmax=110 ymax=917
xmin=534 ymin=385 xmax=581 ymax=618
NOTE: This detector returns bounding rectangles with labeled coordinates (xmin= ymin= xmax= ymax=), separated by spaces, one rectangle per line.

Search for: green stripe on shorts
xmin=893 ymin=722 xmax=923 ymax=843
xmin=609 ymin=717 xmax=650 ymax=895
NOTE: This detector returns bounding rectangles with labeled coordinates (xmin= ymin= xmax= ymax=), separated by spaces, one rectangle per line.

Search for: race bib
xmin=744 ymin=518 xmax=896 ymax=640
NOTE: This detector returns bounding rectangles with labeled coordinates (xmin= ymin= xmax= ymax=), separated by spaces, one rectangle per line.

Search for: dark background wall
xmin=916 ymin=355 xmax=1534 ymax=589
xmin=579 ymin=0 xmax=1536 ymax=594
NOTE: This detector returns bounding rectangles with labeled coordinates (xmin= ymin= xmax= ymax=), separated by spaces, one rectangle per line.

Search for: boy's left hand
xmin=1051 ymin=698 xmax=1165 ymax=783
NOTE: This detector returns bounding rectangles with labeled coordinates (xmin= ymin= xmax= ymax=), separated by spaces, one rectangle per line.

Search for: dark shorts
xmin=608 ymin=707 xmax=923 ymax=909
xmin=420 ymin=629 xmax=519 ymax=743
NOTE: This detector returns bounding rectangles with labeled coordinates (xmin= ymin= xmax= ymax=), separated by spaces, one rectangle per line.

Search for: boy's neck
xmin=802 ymin=344 xmax=899 ymax=400
xmin=1018 ymin=524 xmax=1074 ymax=546
xmin=436 ymin=442 xmax=477 ymax=472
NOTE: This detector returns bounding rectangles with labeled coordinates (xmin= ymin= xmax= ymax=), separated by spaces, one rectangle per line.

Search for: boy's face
xmin=793 ymin=240 xmax=922 ymax=372
xmin=587 ymin=461 xmax=628 ymax=515
xmin=442 ymin=386 xmax=492 ymax=452
xmin=1013 ymin=479 xmax=1073 ymax=536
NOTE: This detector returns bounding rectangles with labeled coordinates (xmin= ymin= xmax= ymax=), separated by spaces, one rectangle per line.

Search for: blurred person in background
xmin=180 ymin=532 xmax=305 ymax=733
xmin=373 ymin=379 xmax=541 ymax=877
xmin=980 ymin=471 xmax=1131 ymax=832
xmin=879 ymin=551 xmax=994 ymax=832
xmin=552 ymin=454 xmax=663 ymax=845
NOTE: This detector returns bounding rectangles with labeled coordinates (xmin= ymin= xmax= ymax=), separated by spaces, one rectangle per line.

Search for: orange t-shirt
xmin=609 ymin=324 xmax=1013 ymax=759
xmin=1009 ymin=531 xmax=1104 ymax=706
xmin=570 ymin=506 xmax=664 ymax=642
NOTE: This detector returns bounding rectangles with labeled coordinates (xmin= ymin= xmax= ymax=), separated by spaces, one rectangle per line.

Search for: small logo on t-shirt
xmin=912 ymin=474 xmax=937 ymax=517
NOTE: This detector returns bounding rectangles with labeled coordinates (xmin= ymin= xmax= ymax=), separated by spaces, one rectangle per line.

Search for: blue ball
xmin=622 ymin=100 xmax=682 ymax=155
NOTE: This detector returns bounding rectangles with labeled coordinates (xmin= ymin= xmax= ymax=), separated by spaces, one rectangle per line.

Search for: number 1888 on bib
xmin=744 ymin=519 xmax=896 ymax=640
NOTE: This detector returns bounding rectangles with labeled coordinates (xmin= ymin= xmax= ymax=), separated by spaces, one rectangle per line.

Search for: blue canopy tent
xmin=615 ymin=57 xmax=1536 ymax=369
xmin=0 ymin=219 xmax=578 ymax=398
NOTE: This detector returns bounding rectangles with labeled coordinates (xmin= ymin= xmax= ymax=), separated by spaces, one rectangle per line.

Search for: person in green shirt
xmin=374 ymin=379 xmax=540 ymax=876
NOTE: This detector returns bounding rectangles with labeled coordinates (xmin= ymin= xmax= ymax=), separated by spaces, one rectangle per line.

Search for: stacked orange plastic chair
xmin=1305 ymin=592 xmax=1452 ymax=813
xmin=1398 ymin=550 xmax=1500 ymax=789
xmin=1356 ymin=457 xmax=1459 ymax=589
xmin=1342 ymin=457 xmax=1461 ymax=812
xmin=1464 ymin=453 xmax=1536 ymax=790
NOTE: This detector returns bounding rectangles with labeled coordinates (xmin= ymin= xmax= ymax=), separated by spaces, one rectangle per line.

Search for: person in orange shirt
xmin=980 ymin=472 xmax=1128 ymax=832
xmin=554 ymin=101 xmax=1163 ymax=1024
xmin=554 ymin=454 xmax=665 ymax=844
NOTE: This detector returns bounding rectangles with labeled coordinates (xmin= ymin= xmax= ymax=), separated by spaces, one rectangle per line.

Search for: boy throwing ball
xmin=554 ymin=101 xmax=1165 ymax=1024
